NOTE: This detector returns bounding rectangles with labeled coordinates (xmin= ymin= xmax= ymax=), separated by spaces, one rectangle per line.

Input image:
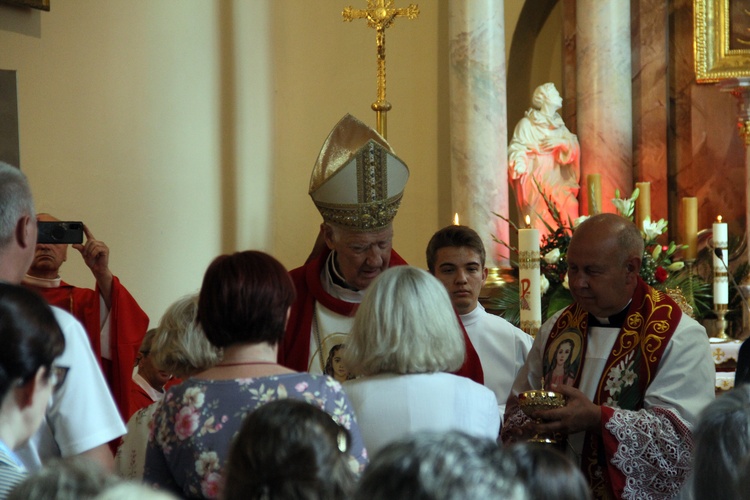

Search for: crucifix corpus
xmin=342 ymin=0 xmax=419 ymax=139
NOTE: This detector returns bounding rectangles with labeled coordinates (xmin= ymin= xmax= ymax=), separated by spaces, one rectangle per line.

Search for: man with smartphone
xmin=22 ymin=213 xmax=148 ymax=420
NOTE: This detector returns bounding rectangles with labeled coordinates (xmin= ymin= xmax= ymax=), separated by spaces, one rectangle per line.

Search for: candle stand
xmin=713 ymin=304 xmax=730 ymax=341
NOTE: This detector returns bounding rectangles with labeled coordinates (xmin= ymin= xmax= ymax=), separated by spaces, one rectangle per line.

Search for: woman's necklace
xmin=215 ymin=361 xmax=278 ymax=368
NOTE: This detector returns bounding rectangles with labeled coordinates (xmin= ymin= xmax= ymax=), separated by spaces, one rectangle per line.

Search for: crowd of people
xmin=0 ymin=111 xmax=736 ymax=500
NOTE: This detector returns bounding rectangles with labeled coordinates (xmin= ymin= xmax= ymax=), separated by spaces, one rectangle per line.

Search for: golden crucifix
xmin=342 ymin=0 xmax=419 ymax=139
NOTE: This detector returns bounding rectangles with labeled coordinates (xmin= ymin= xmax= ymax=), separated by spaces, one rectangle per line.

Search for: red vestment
xmin=25 ymin=277 xmax=148 ymax=419
xmin=280 ymin=248 xmax=484 ymax=384
xmin=128 ymin=380 xmax=156 ymax=419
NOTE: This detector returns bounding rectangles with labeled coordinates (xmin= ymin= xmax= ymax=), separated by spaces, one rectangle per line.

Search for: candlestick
xmin=635 ymin=182 xmax=651 ymax=231
xmin=519 ymin=215 xmax=541 ymax=337
xmin=587 ymin=174 xmax=602 ymax=215
xmin=712 ymin=215 xmax=730 ymax=339
xmin=681 ymin=197 xmax=698 ymax=261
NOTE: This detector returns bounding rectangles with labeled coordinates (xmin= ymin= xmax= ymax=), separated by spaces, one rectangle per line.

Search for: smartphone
xmin=37 ymin=221 xmax=84 ymax=244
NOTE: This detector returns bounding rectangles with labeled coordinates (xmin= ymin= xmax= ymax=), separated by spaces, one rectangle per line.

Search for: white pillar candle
xmin=519 ymin=216 xmax=541 ymax=337
xmin=713 ymin=216 xmax=729 ymax=306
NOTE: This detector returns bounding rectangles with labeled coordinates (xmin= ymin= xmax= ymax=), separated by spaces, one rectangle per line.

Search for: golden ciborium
xmin=518 ymin=382 xmax=566 ymax=444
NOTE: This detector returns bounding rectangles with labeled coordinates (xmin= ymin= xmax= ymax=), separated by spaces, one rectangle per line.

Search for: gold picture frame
xmin=695 ymin=0 xmax=750 ymax=83
xmin=0 ymin=0 xmax=49 ymax=11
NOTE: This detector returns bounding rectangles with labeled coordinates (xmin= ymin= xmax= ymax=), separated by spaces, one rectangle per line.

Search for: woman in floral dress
xmin=143 ymin=251 xmax=367 ymax=499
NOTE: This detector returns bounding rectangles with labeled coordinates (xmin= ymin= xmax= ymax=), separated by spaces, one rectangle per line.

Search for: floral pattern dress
xmin=143 ymin=373 xmax=367 ymax=499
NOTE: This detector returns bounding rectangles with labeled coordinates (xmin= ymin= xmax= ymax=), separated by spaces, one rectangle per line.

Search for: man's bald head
xmin=566 ymin=213 xmax=643 ymax=317
xmin=572 ymin=214 xmax=644 ymax=269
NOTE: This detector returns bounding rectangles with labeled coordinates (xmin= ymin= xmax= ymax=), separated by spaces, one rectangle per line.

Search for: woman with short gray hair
xmin=343 ymin=266 xmax=499 ymax=455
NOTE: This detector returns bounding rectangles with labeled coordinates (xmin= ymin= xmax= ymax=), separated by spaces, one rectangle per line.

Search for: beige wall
xmin=0 ymin=0 xmax=553 ymax=325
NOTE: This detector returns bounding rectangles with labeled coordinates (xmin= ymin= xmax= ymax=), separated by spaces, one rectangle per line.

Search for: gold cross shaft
xmin=342 ymin=0 xmax=419 ymax=139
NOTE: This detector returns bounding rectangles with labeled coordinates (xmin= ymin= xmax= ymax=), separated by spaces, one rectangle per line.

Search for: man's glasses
xmin=48 ymin=365 xmax=69 ymax=394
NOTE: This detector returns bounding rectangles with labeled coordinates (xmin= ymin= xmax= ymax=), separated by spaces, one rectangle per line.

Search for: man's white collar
xmin=22 ymin=274 xmax=61 ymax=288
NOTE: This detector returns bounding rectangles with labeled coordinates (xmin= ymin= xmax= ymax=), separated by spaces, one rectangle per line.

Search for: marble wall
xmin=556 ymin=0 xmax=746 ymax=244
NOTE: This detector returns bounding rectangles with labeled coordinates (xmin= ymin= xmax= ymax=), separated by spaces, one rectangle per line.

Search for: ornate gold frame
xmin=0 ymin=0 xmax=49 ymax=11
xmin=695 ymin=0 xmax=750 ymax=83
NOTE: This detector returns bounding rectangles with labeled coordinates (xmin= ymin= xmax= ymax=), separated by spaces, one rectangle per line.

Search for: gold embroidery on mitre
xmin=315 ymin=194 xmax=404 ymax=232
xmin=309 ymin=114 xmax=409 ymax=231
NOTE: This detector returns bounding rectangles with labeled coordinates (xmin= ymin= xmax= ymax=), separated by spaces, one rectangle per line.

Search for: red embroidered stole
xmin=543 ymin=278 xmax=681 ymax=499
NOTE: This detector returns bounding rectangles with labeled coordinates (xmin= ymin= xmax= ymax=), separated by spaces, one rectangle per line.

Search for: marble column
xmin=448 ymin=0 xmax=508 ymax=267
xmin=632 ymin=0 xmax=668 ymax=222
xmin=576 ymin=0 xmax=633 ymax=214
xmin=719 ymin=78 xmax=750 ymax=338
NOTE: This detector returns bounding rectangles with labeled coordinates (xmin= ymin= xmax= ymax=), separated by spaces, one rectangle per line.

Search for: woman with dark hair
xmin=0 ymin=283 xmax=65 ymax=498
xmin=144 ymin=251 xmax=366 ymax=499
xmin=223 ymin=399 xmax=355 ymax=500
xmin=505 ymin=442 xmax=592 ymax=500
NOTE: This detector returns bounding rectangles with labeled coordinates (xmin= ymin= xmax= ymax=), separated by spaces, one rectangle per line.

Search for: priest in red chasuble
xmin=502 ymin=213 xmax=715 ymax=500
xmin=23 ymin=214 xmax=149 ymax=419
xmin=279 ymin=113 xmax=482 ymax=383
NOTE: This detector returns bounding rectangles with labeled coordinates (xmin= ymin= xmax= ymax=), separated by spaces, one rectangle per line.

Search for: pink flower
xmin=654 ymin=266 xmax=668 ymax=283
xmin=201 ymin=471 xmax=224 ymax=499
xmin=174 ymin=406 xmax=200 ymax=440
xmin=295 ymin=381 xmax=309 ymax=392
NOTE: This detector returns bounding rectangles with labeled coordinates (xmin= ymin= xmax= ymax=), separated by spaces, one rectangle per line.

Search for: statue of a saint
xmin=508 ymin=83 xmax=580 ymax=235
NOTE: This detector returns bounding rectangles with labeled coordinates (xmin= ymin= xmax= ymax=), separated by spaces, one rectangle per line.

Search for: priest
xmin=501 ymin=213 xmax=715 ymax=499
xmin=23 ymin=213 xmax=149 ymax=419
xmin=279 ymin=113 xmax=482 ymax=383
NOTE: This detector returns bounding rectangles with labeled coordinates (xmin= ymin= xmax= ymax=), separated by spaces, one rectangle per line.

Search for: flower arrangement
xmin=489 ymin=186 xmax=713 ymax=326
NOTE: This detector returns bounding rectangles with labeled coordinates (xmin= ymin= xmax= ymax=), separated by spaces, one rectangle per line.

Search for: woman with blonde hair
xmin=343 ymin=266 xmax=499 ymax=455
xmin=115 ymin=294 xmax=222 ymax=480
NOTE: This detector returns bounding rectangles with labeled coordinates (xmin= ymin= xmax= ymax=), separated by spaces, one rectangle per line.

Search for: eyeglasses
xmin=48 ymin=365 xmax=69 ymax=394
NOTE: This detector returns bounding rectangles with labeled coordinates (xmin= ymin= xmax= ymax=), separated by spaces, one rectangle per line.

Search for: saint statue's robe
xmin=508 ymin=107 xmax=580 ymax=235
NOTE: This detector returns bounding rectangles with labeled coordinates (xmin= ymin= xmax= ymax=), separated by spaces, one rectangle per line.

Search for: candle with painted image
xmin=587 ymin=173 xmax=602 ymax=215
xmin=681 ymin=197 xmax=698 ymax=261
xmin=518 ymin=215 xmax=541 ymax=337
xmin=635 ymin=182 xmax=651 ymax=230
xmin=712 ymin=215 xmax=729 ymax=306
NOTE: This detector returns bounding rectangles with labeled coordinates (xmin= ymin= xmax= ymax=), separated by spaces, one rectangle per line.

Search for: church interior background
xmin=0 ymin=0 xmax=747 ymax=340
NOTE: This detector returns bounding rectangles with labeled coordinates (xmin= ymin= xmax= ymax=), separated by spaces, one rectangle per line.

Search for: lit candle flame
xmin=453 ymin=213 xmax=459 ymax=225
xmin=525 ymin=215 xmax=531 ymax=228
xmin=717 ymin=215 xmax=723 ymax=223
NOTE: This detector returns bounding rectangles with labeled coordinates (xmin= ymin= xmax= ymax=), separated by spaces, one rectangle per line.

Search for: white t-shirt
xmin=344 ymin=372 xmax=500 ymax=455
xmin=16 ymin=307 xmax=126 ymax=470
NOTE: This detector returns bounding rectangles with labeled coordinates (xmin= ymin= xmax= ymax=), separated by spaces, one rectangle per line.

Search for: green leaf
xmin=545 ymin=287 xmax=574 ymax=320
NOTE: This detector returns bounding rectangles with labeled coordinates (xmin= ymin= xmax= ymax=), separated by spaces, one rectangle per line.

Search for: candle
xmin=681 ymin=197 xmax=698 ymax=261
xmin=587 ymin=174 xmax=602 ymax=215
xmin=713 ymin=216 xmax=728 ymax=306
xmin=519 ymin=215 xmax=541 ymax=337
xmin=453 ymin=213 xmax=459 ymax=225
xmin=635 ymin=182 xmax=651 ymax=231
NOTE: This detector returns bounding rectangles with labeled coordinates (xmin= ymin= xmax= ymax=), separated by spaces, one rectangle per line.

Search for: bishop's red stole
xmin=542 ymin=278 xmax=681 ymax=499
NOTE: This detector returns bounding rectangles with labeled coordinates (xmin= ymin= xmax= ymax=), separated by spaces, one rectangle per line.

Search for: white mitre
xmin=309 ymin=113 xmax=410 ymax=232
